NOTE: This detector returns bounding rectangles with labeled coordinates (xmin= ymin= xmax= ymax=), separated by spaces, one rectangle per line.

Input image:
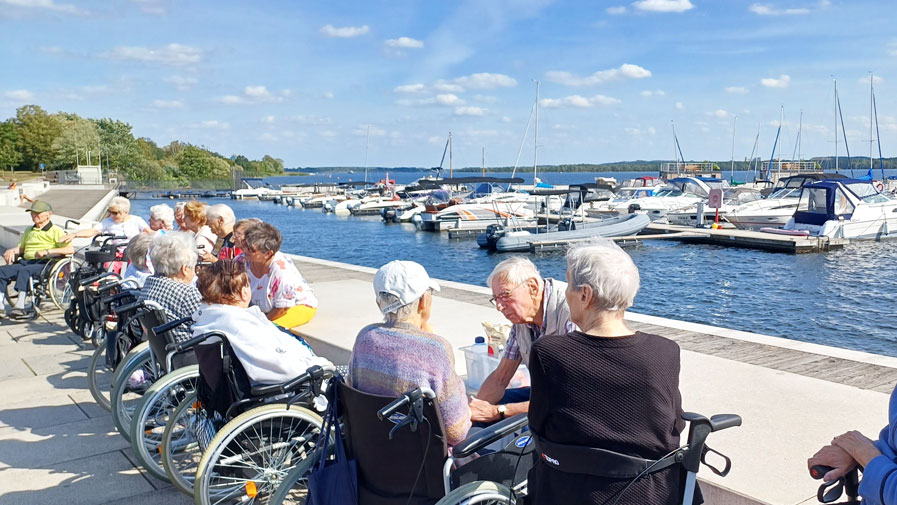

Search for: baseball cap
xmin=373 ymin=260 xmax=440 ymax=314
xmin=25 ymin=201 xmax=52 ymax=213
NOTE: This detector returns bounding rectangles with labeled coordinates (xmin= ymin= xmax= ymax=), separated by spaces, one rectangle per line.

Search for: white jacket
xmin=191 ymin=303 xmax=331 ymax=385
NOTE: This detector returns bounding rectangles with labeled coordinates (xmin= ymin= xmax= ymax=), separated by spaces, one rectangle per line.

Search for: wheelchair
xmin=3 ymin=253 xmax=77 ymax=320
xmin=63 ymin=234 xmax=129 ymax=340
xmin=152 ymin=330 xmax=333 ymax=503
xmin=809 ymin=465 xmax=861 ymax=504
xmin=271 ymin=381 xmax=533 ymax=505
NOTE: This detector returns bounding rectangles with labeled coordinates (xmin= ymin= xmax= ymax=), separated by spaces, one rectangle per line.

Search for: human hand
xmin=34 ymin=249 xmax=48 ymax=259
xmin=833 ymin=430 xmax=881 ymax=467
xmin=468 ymin=396 xmax=498 ymax=423
xmin=201 ymin=251 xmax=216 ymax=262
xmin=808 ymin=444 xmax=857 ymax=481
xmin=61 ymin=233 xmax=75 ymax=243
xmin=2 ymin=249 xmax=15 ymax=264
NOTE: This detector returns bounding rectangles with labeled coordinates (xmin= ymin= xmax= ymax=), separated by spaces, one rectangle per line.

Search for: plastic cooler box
xmin=460 ymin=344 xmax=501 ymax=391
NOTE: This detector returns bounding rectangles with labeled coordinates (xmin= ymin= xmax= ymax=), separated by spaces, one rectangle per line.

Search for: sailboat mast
xmin=776 ymin=106 xmax=783 ymax=175
xmin=870 ymin=73 xmax=874 ymax=172
xmin=798 ymin=110 xmax=803 ymax=162
xmin=482 ymin=147 xmax=485 ymax=177
xmin=834 ymin=78 xmax=839 ymax=172
xmin=533 ymin=80 xmax=540 ymax=185
xmin=671 ymin=121 xmax=680 ymax=172
xmin=449 ymin=132 xmax=453 ymax=179
xmin=363 ymin=125 xmax=370 ymax=183
xmin=730 ymin=116 xmax=737 ymax=181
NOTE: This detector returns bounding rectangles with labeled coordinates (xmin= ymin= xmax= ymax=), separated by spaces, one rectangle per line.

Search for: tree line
xmin=0 ymin=105 xmax=284 ymax=182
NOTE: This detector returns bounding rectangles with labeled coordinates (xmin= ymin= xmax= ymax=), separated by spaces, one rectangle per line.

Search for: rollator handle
xmin=810 ymin=465 xmax=834 ymax=480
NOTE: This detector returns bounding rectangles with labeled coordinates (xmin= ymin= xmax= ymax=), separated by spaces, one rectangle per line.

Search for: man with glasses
xmin=469 ymin=257 xmax=575 ymax=424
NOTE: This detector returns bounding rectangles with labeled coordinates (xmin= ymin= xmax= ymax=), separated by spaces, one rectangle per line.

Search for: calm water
xmin=132 ymin=171 xmax=897 ymax=358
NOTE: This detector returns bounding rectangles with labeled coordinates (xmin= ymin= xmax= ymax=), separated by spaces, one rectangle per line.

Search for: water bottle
xmin=470 ymin=337 xmax=489 ymax=389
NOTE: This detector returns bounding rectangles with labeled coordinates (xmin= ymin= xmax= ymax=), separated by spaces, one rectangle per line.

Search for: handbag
xmin=308 ymin=378 xmax=358 ymax=505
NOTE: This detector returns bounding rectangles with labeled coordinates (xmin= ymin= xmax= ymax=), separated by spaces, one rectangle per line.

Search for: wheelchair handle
xmin=112 ymin=300 xmax=145 ymax=315
xmin=811 ymin=465 xmax=834 ymax=480
xmin=97 ymin=280 xmax=124 ymax=294
xmin=153 ymin=316 xmax=193 ymax=336
xmin=377 ymin=387 xmax=436 ymax=421
xmin=164 ymin=330 xmax=224 ymax=354
xmin=101 ymin=291 xmax=137 ymax=305
xmin=64 ymin=219 xmax=80 ymax=230
xmin=80 ymin=271 xmax=119 ymax=286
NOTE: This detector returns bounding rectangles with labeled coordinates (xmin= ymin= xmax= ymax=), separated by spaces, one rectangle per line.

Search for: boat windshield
xmin=725 ymin=190 xmax=762 ymax=204
xmin=844 ymin=182 xmax=891 ymax=203
xmin=767 ymin=187 xmax=801 ymax=199
xmin=654 ymin=188 xmax=684 ymax=197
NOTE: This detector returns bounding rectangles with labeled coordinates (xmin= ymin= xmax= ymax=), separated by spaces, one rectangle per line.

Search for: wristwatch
xmin=497 ymin=404 xmax=507 ymax=421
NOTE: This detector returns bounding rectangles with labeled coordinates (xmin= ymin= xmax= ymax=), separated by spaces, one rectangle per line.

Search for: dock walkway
xmin=0 ymin=251 xmax=893 ymax=504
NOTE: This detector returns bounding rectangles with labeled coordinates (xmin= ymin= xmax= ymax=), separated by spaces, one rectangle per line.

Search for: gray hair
xmin=150 ymin=231 xmax=198 ymax=277
xmin=107 ymin=196 xmax=131 ymax=214
xmin=376 ymin=292 xmax=418 ymax=323
xmin=565 ymin=240 xmax=639 ymax=312
xmin=174 ymin=201 xmax=187 ymax=212
xmin=244 ymin=222 xmax=282 ymax=253
xmin=486 ymin=256 xmax=543 ymax=290
xmin=125 ymin=233 xmax=153 ymax=270
xmin=149 ymin=204 xmax=175 ymax=230
xmin=206 ymin=204 xmax=235 ymax=227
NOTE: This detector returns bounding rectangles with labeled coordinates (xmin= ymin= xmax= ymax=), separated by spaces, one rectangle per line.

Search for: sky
xmin=2 ymin=0 xmax=896 ymax=169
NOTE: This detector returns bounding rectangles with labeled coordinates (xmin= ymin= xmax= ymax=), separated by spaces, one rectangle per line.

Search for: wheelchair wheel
xmin=267 ymin=455 xmax=316 ymax=505
xmin=48 ymin=257 xmax=82 ymax=311
xmin=435 ymin=481 xmax=517 ymax=505
xmin=110 ymin=344 xmax=155 ymax=442
xmin=129 ymin=365 xmax=199 ymax=481
xmin=193 ymin=403 xmax=323 ymax=505
xmin=87 ymin=343 xmax=113 ymax=411
xmin=161 ymin=392 xmax=203 ymax=496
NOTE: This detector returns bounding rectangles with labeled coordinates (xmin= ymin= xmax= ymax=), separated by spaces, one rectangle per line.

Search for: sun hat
xmin=373 ymin=260 xmax=441 ymax=314
xmin=25 ymin=201 xmax=52 ymax=213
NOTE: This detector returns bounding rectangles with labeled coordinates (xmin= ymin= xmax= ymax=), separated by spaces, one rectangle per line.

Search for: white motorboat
xmin=667 ymin=187 xmax=762 ymax=226
xmin=782 ymin=179 xmax=897 ymax=240
xmin=726 ymin=173 xmax=847 ymax=230
xmin=610 ymin=177 xmax=728 ymax=222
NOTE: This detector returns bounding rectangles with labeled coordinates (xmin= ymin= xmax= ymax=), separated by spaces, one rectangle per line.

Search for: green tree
xmin=0 ymin=120 xmax=23 ymax=173
xmin=50 ymin=113 xmax=101 ymax=169
xmin=15 ymin=105 xmax=61 ymax=172
xmin=177 ymin=145 xmax=231 ymax=179
xmin=94 ymin=118 xmax=138 ymax=173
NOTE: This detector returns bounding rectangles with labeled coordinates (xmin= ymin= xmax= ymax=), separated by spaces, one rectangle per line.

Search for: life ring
xmin=874 ymin=181 xmax=885 ymax=192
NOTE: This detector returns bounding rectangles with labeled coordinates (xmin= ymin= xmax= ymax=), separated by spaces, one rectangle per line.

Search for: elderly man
xmin=349 ymin=260 xmax=472 ymax=448
xmin=469 ymin=257 xmax=575 ymax=424
xmin=203 ymin=204 xmax=240 ymax=261
xmin=1 ymin=201 xmax=74 ymax=317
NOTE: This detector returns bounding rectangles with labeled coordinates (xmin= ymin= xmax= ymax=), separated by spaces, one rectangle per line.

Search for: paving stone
xmin=68 ymin=390 xmax=110 ymax=419
xmin=0 ymin=369 xmax=88 ymax=397
xmin=0 ymin=415 xmax=126 ymax=470
xmin=102 ymin=485 xmax=192 ymax=505
xmin=0 ymin=356 xmax=36 ymax=381
xmin=0 ymin=393 xmax=87 ymax=433
xmin=22 ymin=348 xmax=92 ymax=375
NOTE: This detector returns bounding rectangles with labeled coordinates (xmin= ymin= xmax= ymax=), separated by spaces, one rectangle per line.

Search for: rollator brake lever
xmin=700 ymin=445 xmax=732 ymax=477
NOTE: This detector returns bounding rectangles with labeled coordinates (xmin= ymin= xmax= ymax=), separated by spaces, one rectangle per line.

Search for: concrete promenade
xmin=0 ymin=191 xmax=894 ymax=504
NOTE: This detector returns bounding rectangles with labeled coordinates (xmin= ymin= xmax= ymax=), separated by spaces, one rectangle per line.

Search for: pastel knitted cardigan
xmin=348 ymin=322 xmax=471 ymax=447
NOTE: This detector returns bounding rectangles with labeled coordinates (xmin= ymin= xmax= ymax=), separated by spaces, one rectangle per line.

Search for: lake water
xmin=131 ymin=169 xmax=897 ymax=358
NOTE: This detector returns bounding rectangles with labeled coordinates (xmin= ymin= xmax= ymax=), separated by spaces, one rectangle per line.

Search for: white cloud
xmin=625 ymin=127 xmax=657 ymax=135
xmin=726 ymin=86 xmax=750 ymax=94
xmin=473 ymin=94 xmax=497 ymax=103
xmin=708 ymin=109 xmax=729 ymax=118
xmin=320 ymin=24 xmax=369 ymax=38
xmin=889 ymin=42 xmax=897 ymax=57
xmin=353 ymin=125 xmax=386 ymax=136
xmin=433 ymin=82 xmax=465 ymax=93
xmin=632 ymin=0 xmax=694 ymax=13
xmin=164 ymin=75 xmax=197 ymax=90
xmin=858 ymin=76 xmax=884 ymax=85
xmin=200 ymin=120 xmax=229 ymax=129
xmin=322 ymin=91 xmax=334 ymax=99
xmin=152 ymin=99 xmax=183 ymax=108
xmin=130 ymin=0 xmax=166 ymax=15
xmin=262 ymin=115 xmax=275 ymax=123
xmin=501 ymin=116 xmax=512 ymax=123
xmin=761 ymin=74 xmax=791 ymax=88
xmin=0 ymin=0 xmax=87 ymax=15
xmin=454 ymin=106 xmax=485 ymax=116
xmin=217 ymin=85 xmax=286 ymax=104
xmin=245 ymin=85 xmax=270 ymax=97
xmin=290 ymin=115 xmax=332 ymax=126
xmin=436 ymin=94 xmax=463 ymax=105
xmin=104 ymin=43 xmax=202 ymax=66
xmin=394 ymin=83 xmax=427 ymax=94
xmin=385 ymin=36 xmax=424 ymax=49
xmin=748 ymin=3 xmax=810 ymax=15
xmin=452 ymin=73 xmax=517 ymax=90
xmin=545 ymin=63 xmax=651 ymax=87
xmin=540 ymin=94 xmax=621 ymax=108
xmin=607 ymin=6 xmax=627 ymax=14
xmin=4 ymin=89 xmax=35 ymax=101
xmin=675 ymin=101 xmax=685 ymax=110
xmin=640 ymin=89 xmax=665 ymax=97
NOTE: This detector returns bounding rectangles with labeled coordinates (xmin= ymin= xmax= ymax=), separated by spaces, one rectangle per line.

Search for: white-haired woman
xmin=137 ymin=232 xmax=201 ymax=343
xmin=174 ymin=202 xmax=187 ymax=231
xmin=122 ymin=233 xmax=153 ymax=287
xmin=62 ymin=196 xmax=149 ymax=243
xmin=527 ymin=241 xmax=690 ymax=505
xmin=203 ymin=204 xmax=241 ymax=262
xmin=148 ymin=204 xmax=175 ymax=234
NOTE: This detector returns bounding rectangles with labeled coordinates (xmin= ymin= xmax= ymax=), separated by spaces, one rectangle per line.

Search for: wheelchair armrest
xmin=452 ymin=413 xmax=528 ymax=459
xmin=249 ymin=365 xmax=331 ymax=398
xmin=97 ymin=280 xmax=123 ymax=294
xmin=81 ymin=271 xmax=119 ymax=286
xmin=164 ymin=331 xmax=221 ymax=354
xmin=153 ymin=316 xmax=193 ymax=336
xmin=709 ymin=414 xmax=742 ymax=432
xmin=112 ymin=300 xmax=144 ymax=315
xmin=102 ymin=291 xmax=136 ymax=305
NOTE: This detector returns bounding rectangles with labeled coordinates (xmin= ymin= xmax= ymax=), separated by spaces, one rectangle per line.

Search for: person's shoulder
xmin=636 ymin=331 xmax=680 ymax=355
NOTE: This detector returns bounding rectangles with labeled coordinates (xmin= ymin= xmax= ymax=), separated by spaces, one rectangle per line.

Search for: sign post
xmin=708 ymin=188 xmax=723 ymax=229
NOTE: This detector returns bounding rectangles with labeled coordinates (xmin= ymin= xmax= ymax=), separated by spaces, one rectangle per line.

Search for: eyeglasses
xmin=108 ymin=210 xmax=121 ymax=216
xmin=489 ymin=280 xmax=527 ymax=306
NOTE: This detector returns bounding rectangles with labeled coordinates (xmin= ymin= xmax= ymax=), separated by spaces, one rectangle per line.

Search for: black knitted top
xmin=527 ymin=330 xmax=698 ymax=505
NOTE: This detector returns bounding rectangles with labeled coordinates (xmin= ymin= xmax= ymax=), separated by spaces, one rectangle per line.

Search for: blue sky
xmin=1 ymin=0 xmax=895 ymax=168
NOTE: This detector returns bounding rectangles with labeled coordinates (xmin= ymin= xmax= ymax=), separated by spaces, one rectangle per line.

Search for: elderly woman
xmin=63 ymin=196 xmax=148 ymax=242
xmin=174 ymin=202 xmax=187 ymax=231
xmin=122 ymin=233 xmax=153 ymax=287
xmin=243 ymin=223 xmax=317 ymax=328
xmin=182 ymin=200 xmax=217 ymax=254
xmin=232 ymin=218 xmax=262 ymax=260
xmin=148 ymin=204 xmax=175 ymax=233
xmin=191 ymin=259 xmax=330 ymax=385
xmin=527 ymin=241 xmax=689 ymax=505
xmin=203 ymin=204 xmax=241 ymax=261
xmin=138 ymin=232 xmax=202 ymax=343
xmin=349 ymin=260 xmax=471 ymax=447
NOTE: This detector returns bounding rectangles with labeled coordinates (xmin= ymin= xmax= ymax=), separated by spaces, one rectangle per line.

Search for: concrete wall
xmin=0 ymin=181 xmax=51 ymax=206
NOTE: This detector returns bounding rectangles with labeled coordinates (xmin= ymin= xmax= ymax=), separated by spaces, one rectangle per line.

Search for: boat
xmin=667 ymin=187 xmax=762 ymax=226
xmin=726 ymin=173 xmax=846 ymax=230
xmin=782 ymin=179 xmax=897 ymax=240
xmin=491 ymin=213 xmax=651 ymax=252
xmin=602 ymin=177 xmax=728 ymax=222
